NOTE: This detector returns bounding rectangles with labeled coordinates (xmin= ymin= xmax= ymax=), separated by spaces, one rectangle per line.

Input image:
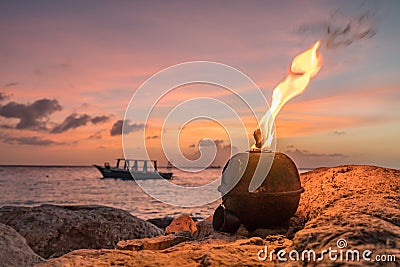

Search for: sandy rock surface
xmin=116 ymin=233 xmax=191 ymax=251
xmin=30 ymin=166 xmax=400 ymax=266
xmin=0 ymin=223 xmax=43 ymax=267
xmin=35 ymin=236 xmax=293 ymax=267
xmin=0 ymin=204 xmax=164 ymax=259
xmin=292 ymin=165 xmax=400 ymax=264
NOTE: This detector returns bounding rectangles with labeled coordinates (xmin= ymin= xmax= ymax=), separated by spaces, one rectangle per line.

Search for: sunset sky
xmin=0 ymin=0 xmax=399 ymax=168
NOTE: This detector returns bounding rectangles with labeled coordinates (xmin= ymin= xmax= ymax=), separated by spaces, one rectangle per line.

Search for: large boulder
xmin=0 ymin=223 xmax=43 ymax=266
xmin=291 ymin=165 xmax=400 ymax=263
xmin=0 ymin=204 xmax=164 ymax=258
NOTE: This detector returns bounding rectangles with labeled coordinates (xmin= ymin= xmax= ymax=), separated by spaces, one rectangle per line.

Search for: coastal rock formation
xmin=0 ymin=204 xmax=163 ymax=259
xmin=291 ymin=165 xmax=400 ymax=262
xmin=32 ymin=166 xmax=400 ymax=266
xmin=0 ymin=223 xmax=43 ymax=267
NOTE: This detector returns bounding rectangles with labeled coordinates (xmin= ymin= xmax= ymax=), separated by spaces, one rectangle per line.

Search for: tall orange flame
xmin=255 ymin=41 xmax=322 ymax=149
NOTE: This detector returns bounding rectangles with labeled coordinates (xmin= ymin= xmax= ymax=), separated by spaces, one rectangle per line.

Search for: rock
xmin=246 ymin=227 xmax=288 ymax=239
xmin=36 ymin=237 xmax=284 ymax=267
xmin=290 ymin=165 xmax=400 ymax=264
xmin=117 ymin=233 xmax=191 ymax=251
xmin=190 ymin=215 xmax=205 ymax=222
xmin=143 ymin=234 xmax=189 ymax=250
xmin=166 ymin=214 xmax=197 ymax=235
xmin=0 ymin=223 xmax=43 ymax=267
xmin=115 ymin=239 xmax=144 ymax=251
xmin=204 ymin=215 xmax=213 ymax=221
xmin=236 ymin=236 xmax=265 ymax=246
xmin=147 ymin=216 xmax=174 ymax=229
xmin=32 ymin=166 xmax=400 ymax=266
xmin=193 ymin=219 xmax=214 ymax=240
xmin=0 ymin=204 xmax=164 ymax=259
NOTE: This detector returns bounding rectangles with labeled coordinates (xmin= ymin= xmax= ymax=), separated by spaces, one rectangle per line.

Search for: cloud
xmin=332 ymin=131 xmax=346 ymax=135
xmin=189 ymin=139 xmax=231 ymax=149
xmin=186 ymin=139 xmax=236 ymax=166
xmin=286 ymin=148 xmax=347 ymax=158
xmin=284 ymin=146 xmax=349 ymax=168
xmin=51 ymin=113 xmax=91 ymax=133
xmin=0 ymin=99 xmax=62 ymax=130
xmin=88 ymin=130 xmax=103 ymax=140
xmin=110 ymin=120 xmax=124 ymax=136
xmin=0 ymin=92 xmax=8 ymax=101
xmin=146 ymin=135 xmax=159 ymax=140
xmin=58 ymin=63 xmax=70 ymax=68
xmin=3 ymin=82 xmax=19 ymax=88
xmin=0 ymin=134 xmax=64 ymax=146
xmin=51 ymin=113 xmax=111 ymax=133
xmin=110 ymin=120 xmax=145 ymax=136
xmin=297 ymin=9 xmax=376 ymax=49
xmin=91 ymin=115 xmax=110 ymax=124
xmin=0 ymin=97 xmax=109 ymax=133
xmin=198 ymin=139 xmax=225 ymax=148
xmin=33 ymin=68 xmax=42 ymax=75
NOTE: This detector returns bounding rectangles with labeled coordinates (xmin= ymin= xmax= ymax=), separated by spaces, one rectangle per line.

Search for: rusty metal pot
xmin=213 ymin=151 xmax=304 ymax=232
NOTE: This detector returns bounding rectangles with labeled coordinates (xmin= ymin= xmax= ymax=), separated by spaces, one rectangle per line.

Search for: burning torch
xmin=213 ymin=41 xmax=322 ymax=233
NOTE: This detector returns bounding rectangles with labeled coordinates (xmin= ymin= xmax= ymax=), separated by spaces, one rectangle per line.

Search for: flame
xmin=254 ymin=41 xmax=322 ymax=149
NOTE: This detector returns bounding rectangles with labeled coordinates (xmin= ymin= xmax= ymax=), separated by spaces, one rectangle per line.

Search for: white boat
xmin=94 ymin=158 xmax=173 ymax=180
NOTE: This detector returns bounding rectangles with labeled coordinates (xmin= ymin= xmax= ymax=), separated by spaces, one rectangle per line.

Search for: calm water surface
xmin=0 ymin=166 xmax=311 ymax=220
xmin=0 ymin=166 xmax=224 ymax=220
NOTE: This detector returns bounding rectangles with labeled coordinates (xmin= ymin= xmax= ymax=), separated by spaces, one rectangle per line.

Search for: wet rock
xmin=166 ymin=214 xmax=197 ymax=235
xmin=0 ymin=204 xmax=164 ymax=258
xmin=0 ymin=223 xmax=43 ymax=267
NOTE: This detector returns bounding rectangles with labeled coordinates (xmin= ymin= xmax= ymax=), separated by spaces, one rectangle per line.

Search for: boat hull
xmin=93 ymin=165 xmax=172 ymax=180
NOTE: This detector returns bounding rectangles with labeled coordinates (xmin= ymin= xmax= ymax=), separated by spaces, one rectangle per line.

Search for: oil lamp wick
xmin=253 ymin=128 xmax=263 ymax=149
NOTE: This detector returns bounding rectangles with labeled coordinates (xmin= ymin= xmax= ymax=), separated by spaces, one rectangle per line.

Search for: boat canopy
xmin=115 ymin=158 xmax=158 ymax=172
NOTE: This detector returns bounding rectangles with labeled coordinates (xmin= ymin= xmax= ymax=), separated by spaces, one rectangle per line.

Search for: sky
xmin=0 ymin=0 xmax=399 ymax=168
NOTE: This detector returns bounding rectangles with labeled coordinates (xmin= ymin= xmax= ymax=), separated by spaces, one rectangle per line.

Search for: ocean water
xmin=0 ymin=166 xmax=312 ymax=220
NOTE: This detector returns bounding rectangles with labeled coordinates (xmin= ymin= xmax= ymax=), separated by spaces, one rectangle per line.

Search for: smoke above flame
xmin=298 ymin=10 xmax=376 ymax=49
xmin=254 ymin=41 xmax=322 ymax=149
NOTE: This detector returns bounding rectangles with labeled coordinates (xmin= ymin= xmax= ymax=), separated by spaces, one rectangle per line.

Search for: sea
xmin=0 ymin=166 xmax=312 ymax=220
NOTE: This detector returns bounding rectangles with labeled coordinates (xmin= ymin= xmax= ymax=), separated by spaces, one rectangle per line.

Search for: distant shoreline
xmin=0 ymin=165 xmax=315 ymax=170
xmin=0 ymin=165 xmax=92 ymax=168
